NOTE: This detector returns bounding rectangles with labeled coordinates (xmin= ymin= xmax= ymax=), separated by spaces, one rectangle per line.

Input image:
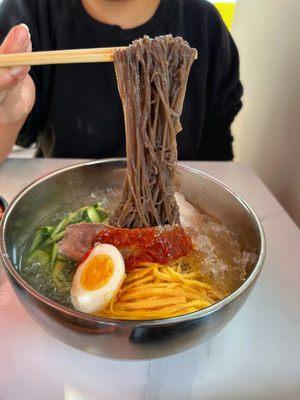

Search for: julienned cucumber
xmin=31 ymin=202 xmax=108 ymax=249
xmin=50 ymin=243 xmax=58 ymax=267
xmin=28 ymin=249 xmax=50 ymax=266
xmin=28 ymin=202 xmax=109 ymax=268
xmin=49 ymin=207 xmax=89 ymax=240
xmin=52 ymin=260 xmax=72 ymax=291
xmin=29 ymin=226 xmax=54 ymax=254
xmin=87 ymin=206 xmax=101 ymax=223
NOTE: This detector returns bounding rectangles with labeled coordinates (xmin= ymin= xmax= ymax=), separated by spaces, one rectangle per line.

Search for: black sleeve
xmin=0 ymin=0 xmax=49 ymax=147
xmin=199 ymin=5 xmax=243 ymax=160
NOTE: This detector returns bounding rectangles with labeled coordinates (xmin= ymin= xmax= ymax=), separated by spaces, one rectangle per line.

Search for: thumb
xmin=0 ymin=24 xmax=31 ymax=54
xmin=0 ymin=25 xmax=32 ymax=92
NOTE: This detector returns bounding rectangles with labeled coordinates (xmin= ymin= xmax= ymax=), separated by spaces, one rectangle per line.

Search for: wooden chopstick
xmin=0 ymin=47 xmax=126 ymax=67
xmin=0 ymin=47 xmax=198 ymax=68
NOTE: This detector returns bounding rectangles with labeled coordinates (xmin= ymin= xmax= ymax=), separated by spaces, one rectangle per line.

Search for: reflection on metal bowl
xmin=0 ymin=159 xmax=265 ymax=360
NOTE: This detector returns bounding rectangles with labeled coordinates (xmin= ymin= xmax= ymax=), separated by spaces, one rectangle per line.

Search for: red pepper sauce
xmin=89 ymin=226 xmax=194 ymax=269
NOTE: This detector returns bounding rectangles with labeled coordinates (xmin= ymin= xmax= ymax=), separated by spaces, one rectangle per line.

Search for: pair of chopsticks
xmin=0 ymin=47 xmax=198 ymax=68
xmin=0 ymin=47 xmax=125 ymax=67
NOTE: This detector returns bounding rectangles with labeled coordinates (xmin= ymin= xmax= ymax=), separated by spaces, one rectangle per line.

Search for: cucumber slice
xmin=28 ymin=249 xmax=50 ymax=266
xmin=52 ymin=260 xmax=75 ymax=292
xmin=43 ymin=230 xmax=66 ymax=246
xmin=94 ymin=203 xmax=109 ymax=223
xmin=87 ymin=206 xmax=101 ymax=223
xmin=50 ymin=243 xmax=58 ymax=267
xmin=50 ymin=207 xmax=89 ymax=240
xmin=29 ymin=229 xmax=44 ymax=254
xmin=53 ymin=261 xmax=66 ymax=289
xmin=29 ymin=226 xmax=54 ymax=254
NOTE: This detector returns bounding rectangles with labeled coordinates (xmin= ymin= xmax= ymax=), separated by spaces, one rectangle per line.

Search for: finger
xmin=0 ymin=24 xmax=31 ymax=54
xmin=0 ymin=90 xmax=6 ymax=103
xmin=25 ymin=38 xmax=32 ymax=53
xmin=0 ymin=28 xmax=32 ymax=93
xmin=0 ymin=24 xmax=31 ymax=80
xmin=0 ymin=75 xmax=35 ymax=123
xmin=0 ymin=66 xmax=29 ymax=91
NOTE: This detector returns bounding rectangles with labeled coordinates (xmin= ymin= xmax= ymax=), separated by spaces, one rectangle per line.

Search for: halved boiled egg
xmin=71 ymin=244 xmax=125 ymax=314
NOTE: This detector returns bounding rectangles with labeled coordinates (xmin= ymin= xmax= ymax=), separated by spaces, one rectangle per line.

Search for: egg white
xmin=71 ymin=244 xmax=125 ymax=314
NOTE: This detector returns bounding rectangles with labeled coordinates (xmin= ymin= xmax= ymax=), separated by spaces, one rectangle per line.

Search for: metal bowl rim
xmin=0 ymin=158 xmax=266 ymax=327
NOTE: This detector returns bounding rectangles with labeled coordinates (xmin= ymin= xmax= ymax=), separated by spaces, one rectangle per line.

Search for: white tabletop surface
xmin=0 ymin=159 xmax=299 ymax=400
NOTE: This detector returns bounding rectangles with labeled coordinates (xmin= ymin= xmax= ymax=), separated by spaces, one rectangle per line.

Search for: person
xmin=0 ymin=0 xmax=243 ymax=163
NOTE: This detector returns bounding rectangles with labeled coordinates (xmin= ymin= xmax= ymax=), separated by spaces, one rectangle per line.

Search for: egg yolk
xmin=80 ymin=255 xmax=114 ymax=291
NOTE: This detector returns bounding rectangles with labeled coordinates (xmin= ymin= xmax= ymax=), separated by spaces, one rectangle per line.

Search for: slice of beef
xmin=58 ymin=223 xmax=104 ymax=262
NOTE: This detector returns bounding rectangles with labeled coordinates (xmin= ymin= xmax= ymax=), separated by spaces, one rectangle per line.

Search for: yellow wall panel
xmin=208 ymin=1 xmax=237 ymax=30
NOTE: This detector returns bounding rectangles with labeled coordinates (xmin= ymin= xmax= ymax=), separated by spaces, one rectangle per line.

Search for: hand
xmin=0 ymin=24 xmax=36 ymax=126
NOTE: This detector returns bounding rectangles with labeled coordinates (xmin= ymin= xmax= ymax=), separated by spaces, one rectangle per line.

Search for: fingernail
xmin=10 ymin=66 xmax=27 ymax=78
xmin=20 ymin=23 xmax=31 ymax=39
xmin=15 ymin=24 xmax=30 ymax=44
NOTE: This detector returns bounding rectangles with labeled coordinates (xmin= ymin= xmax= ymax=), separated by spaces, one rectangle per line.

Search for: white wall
xmin=232 ymin=0 xmax=300 ymax=226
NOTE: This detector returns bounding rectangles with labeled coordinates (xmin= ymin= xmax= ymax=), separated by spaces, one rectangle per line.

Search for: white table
xmin=0 ymin=159 xmax=299 ymax=400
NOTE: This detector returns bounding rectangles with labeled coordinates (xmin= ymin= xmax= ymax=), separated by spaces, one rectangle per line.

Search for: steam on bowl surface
xmin=0 ymin=160 xmax=265 ymax=360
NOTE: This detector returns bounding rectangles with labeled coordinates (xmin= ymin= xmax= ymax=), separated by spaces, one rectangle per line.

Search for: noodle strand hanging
xmin=111 ymin=35 xmax=197 ymax=228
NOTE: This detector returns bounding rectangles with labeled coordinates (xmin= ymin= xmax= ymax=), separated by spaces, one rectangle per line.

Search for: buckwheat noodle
xmin=110 ymin=35 xmax=197 ymax=228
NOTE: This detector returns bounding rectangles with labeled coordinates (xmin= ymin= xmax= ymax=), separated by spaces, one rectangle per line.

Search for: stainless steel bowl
xmin=0 ymin=159 xmax=265 ymax=360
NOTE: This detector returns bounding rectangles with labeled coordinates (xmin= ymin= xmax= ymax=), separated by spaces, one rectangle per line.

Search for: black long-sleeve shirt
xmin=0 ymin=0 xmax=243 ymax=160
